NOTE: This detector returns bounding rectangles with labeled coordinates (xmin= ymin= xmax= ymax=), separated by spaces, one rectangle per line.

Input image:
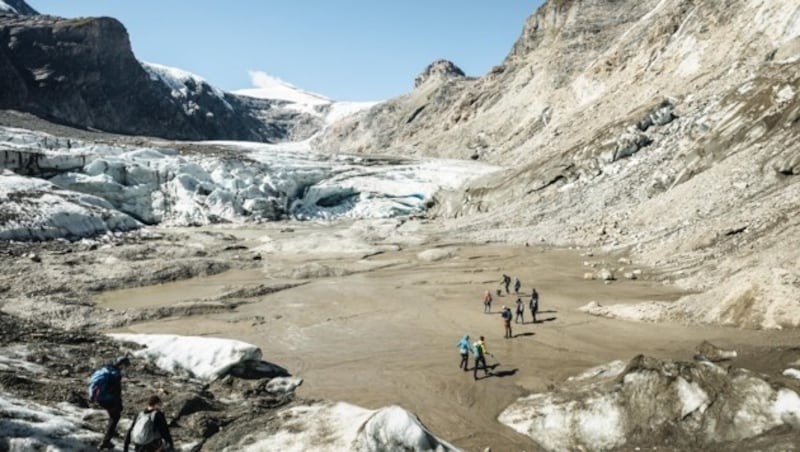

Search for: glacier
xmin=0 ymin=126 xmax=497 ymax=241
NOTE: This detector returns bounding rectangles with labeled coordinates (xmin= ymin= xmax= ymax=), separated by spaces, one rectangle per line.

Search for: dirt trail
xmin=101 ymin=238 xmax=799 ymax=451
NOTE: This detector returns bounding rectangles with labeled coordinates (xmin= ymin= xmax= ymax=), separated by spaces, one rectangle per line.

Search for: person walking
xmin=123 ymin=395 xmax=175 ymax=452
xmin=483 ymin=290 xmax=493 ymax=313
xmin=89 ymin=356 xmax=130 ymax=450
xmin=530 ymin=288 xmax=539 ymax=323
xmin=457 ymin=334 xmax=473 ymax=371
xmin=514 ymin=278 xmax=522 ymax=295
xmin=472 ymin=336 xmax=491 ymax=380
xmin=515 ymin=298 xmax=524 ymax=324
xmin=501 ymin=306 xmax=513 ymax=338
xmin=501 ymin=274 xmax=511 ymax=294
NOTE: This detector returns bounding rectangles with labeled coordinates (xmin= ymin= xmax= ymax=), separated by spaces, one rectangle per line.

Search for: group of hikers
xmin=88 ymin=356 xmax=175 ymax=451
xmin=484 ymin=274 xmax=540 ymax=334
xmin=461 ymin=274 xmax=541 ymax=379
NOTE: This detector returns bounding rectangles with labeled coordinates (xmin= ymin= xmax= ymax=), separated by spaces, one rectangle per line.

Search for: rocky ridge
xmin=315 ymin=0 xmax=800 ymax=329
xmin=0 ymin=3 xmax=325 ymax=142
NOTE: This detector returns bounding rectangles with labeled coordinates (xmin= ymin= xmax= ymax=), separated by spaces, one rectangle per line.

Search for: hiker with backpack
xmin=483 ymin=290 xmax=493 ymax=313
xmin=515 ymin=298 xmax=524 ymax=324
xmin=472 ymin=336 xmax=492 ymax=380
xmin=530 ymin=288 xmax=539 ymax=323
xmin=514 ymin=278 xmax=521 ymax=295
xmin=88 ymin=356 xmax=130 ymax=450
xmin=501 ymin=274 xmax=511 ymax=294
xmin=457 ymin=334 xmax=472 ymax=371
xmin=123 ymin=395 xmax=175 ymax=452
xmin=501 ymin=306 xmax=513 ymax=338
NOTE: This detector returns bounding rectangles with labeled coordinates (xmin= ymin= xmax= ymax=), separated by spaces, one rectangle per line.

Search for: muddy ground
xmin=1 ymin=219 xmax=800 ymax=451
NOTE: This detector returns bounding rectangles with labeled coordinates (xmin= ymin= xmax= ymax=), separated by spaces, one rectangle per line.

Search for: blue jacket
xmin=457 ymin=335 xmax=472 ymax=355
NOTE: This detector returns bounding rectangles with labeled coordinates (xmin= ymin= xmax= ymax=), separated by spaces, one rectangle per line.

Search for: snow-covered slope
xmin=234 ymin=71 xmax=377 ymax=125
xmin=142 ymin=61 xmax=233 ymax=116
xmin=236 ymin=71 xmax=331 ymax=106
xmin=0 ymin=0 xmax=37 ymax=15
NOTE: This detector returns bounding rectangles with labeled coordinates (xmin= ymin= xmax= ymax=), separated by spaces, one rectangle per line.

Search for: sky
xmin=29 ymin=1 xmax=543 ymax=101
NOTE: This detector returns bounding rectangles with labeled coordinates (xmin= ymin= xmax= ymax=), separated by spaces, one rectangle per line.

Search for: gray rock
xmin=414 ymin=59 xmax=466 ymax=88
xmin=597 ymin=268 xmax=615 ymax=281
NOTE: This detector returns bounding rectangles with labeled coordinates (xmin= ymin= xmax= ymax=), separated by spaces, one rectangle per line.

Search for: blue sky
xmin=29 ymin=1 xmax=543 ymax=101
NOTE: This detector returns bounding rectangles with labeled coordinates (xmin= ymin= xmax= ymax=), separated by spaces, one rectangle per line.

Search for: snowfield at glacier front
xmin=222 ymin=401 xmax=459 ymax=452
xmin=108 ymin=334 xmax=264 ymax=381
xmin=0 ymin=126 xmax=498 ymax=241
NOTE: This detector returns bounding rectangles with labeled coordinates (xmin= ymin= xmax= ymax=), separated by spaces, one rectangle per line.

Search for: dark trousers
xmin=515 ymin=311 xmax=523 ymax=323
xmin=101 ymin=403 xmax=122 ymax=445
xmin=484 ymin=303 xmax=491 ymax=313
xmin=135 ymin=440 xmax=166 ymax=452
xmin=474 ymin=356 xmax=487 ymax=379
xmin=460 ymin=353 xmax=469 ymax=370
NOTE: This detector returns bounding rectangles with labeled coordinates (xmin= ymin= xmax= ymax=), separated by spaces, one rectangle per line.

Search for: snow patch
xmin=499 ymin=392 xmax=625 ymax=451
xmin=675 ymin=377 xmax=709 ymax=418
xmin=417 ymin=248 xmax=458 ymax=262
xmin=567 ymin=360 xmax=626 ymax=381
xmin=776 ymin=84 xmax=796 ymax=105
xmin=108 ymin=334 xmax=261 ymax=381
xmin=228 ymin=401 xmax=458 ymax=452
xmin=0 ymin=1 xmax=16 ymax=13
xmin=572 ymin=75 xmax=605 ymax=107
xmin=236 ymin=71 xmax=331 ymax=106
xmin=0 ymin=392 xmax=102 ymax=451
xmin=234 ymin=71 xmax=376 ymax=124
xmin=784 ymin=368 xmax=800 ymax=380
xmin=676 ymin=36 xmax=703 ymax=77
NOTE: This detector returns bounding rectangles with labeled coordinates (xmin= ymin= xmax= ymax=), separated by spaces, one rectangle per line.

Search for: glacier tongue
xmin=0 ymin=126 xmax=497 ymax=241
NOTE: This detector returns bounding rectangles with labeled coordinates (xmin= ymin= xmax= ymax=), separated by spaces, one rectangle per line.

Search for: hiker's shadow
xmin=514 ymin=332 xmax=534 ymax=338
xmin=491 ymin=368 xmax=518 ymax=378
xmin=533 ymin=317 xmax=557 ymax=324
xmin=539 ymin=310 xmax=557 ymax=314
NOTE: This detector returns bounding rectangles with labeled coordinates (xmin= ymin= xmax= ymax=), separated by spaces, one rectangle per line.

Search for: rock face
xmin=414 ymin=59 xmax=466 ymax=88
xmin=315 ymin=0 xmax=800 ymax=329
xmin=0 ymin=14 xmax=315 ymax=141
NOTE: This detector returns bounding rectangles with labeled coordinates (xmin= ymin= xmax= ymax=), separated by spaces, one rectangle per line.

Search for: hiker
xmin=472 ymin=336 xmax=491 ymax=380
xmin=123 ymin=395 xmax=175 ymax=452
xmin=483 ymin=290 xmax=493 ymax=313
xmin=501 ymin=306 xmax=513 ymax=338
xmin=457 ymin=334 xmax=472 ymax=371
xmin=514 ymin=278 xmax=521 ymax=295
xmin=530 ymin=288 xmax=539 ymax=323
xmin=501 ymin=274 xmax=511 ymax=294
xmin=89 ymin=356 xmax=130 ymax=450
xmin=515 ymin=298 xmax=524 ymax=323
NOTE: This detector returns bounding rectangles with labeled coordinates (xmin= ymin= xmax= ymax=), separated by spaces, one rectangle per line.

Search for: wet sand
xmin=100 ymin=228 xmax=800 ymax=451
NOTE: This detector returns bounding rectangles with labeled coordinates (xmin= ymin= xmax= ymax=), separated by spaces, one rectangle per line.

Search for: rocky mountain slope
xmin=0 ymin=0 xmax=37 ymax=15
xmin=315 ymin=0 xmax=800 ymax=329
xmin=0 ymin=1 xmax=354 ymax=142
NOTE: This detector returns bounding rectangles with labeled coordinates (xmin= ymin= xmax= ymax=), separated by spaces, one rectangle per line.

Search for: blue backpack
xmin=88 ymin=366 xmax=120 ymax=404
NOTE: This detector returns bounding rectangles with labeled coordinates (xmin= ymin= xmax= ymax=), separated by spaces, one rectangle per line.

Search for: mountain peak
xmin=234 ymin=71 xmax=332 ymax=105
xmin=0 ymin=0 xmax=38 ymax=15
xmin=414 ymin=59 xmax=465 ymax=88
